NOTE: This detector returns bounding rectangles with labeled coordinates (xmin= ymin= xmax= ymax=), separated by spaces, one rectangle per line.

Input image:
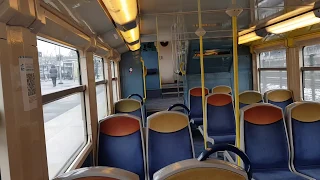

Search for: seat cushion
xmin=209 ymin=134 xmax=235 ymax=145
xmin=297 ymin=167 xmax=320 ymax=179
xmin=253 ymin=169 xmax=307 ymax=180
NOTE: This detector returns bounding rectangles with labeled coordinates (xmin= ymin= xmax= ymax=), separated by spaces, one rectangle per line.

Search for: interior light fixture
xmin=128 ymin=42 xmax=140 ymax=51
xmin=102 ymin=0 xmax=138 ymax=25
xmin=266 ymin=10 xmax=320 ymax=34
xmin=120 ymin=26 xmax=140 ymax=43
xmin=238 ymin=32 xmax=263 ymax=44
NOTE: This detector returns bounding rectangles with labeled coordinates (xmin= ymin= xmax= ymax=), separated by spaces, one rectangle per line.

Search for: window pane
xmin=303 ymin=71 xmax=320 ymax=101
xmin=94 ymin=56 xmax=104 ymax=82
xmin=96 ymin=84 xmax=108 ymax=120
xmin=37 ymin=39 xmax=80 ymax=95
xmin=43 ymin=93 xmax=86 ymax=179
xmin=259 ymin=49 xmax=286 ymax=68
xmin=260 ymin=71 xmax=287 ymax=93
xmin=303 ymin=44 xmax=320 ymax=67
xmin=112 ymin=80 xmax=118 ymax=102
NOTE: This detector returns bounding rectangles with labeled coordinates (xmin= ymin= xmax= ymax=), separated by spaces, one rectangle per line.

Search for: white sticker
xmin=19 ymin=57 xmax=37 ymax=111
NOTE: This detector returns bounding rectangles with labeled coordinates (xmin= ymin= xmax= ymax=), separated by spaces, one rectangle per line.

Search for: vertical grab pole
xmin=229 ymin=0 xmax=241 ymax=165
xmin=197 ymin=0 xmax=207 ymax=149
xmin=141 ymin=58 xmax=147 ymax=102
xmin=156 ymin=16 xmax=162 ymax=89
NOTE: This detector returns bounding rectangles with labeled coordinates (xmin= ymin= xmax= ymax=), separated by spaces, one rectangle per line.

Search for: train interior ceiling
xmin=3 ymin=0 xmax=320 ymax=179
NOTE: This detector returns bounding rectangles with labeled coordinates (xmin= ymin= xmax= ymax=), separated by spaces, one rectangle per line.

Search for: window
xmin=302 ymin=44 xmax=320 ymax=101
xmin=259 ymin=49 xmax=287 ymax=93
xmin=94 ymin=55 xmax=109 ymax=120
xmin=111 ymin=61 xmax=119 ymax=102
xmin=38 ymin=38 xmax=87 ymax=179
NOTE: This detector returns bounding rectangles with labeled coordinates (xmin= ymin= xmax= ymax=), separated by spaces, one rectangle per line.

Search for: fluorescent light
xmin=128 ymin=42 xmax=140 ymax=51
xmin=102 ymin=0 xmax=137 ymax=25
xmin=238 ymin=32 xmax=263 ymax=44
xmin=266 ymin=11 xmax=320 ymax=34
xmin=120 ymin=26 xmax=140 ymax=43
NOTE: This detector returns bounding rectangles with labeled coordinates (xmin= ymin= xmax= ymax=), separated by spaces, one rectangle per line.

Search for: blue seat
xmin=188 ymin=87 xmax=209 ymax=126
xmin=114 ymin=99 xmax=145 ymax=126
xmin=199 ymin=93 xmax=235 ymax=145
xmin=265 ymin=89 xmax=294 ymax=112
xmin=212 ymin=85 xmax=232 ymax=94
xmin=98 ymin=114 xmax=146 ymax=180
xmin=240 ymin=104 xmax=307 ymax=180
xmin=53 ymin=166 xmax=139 ymax=180
xmin=287 ymin=102 xmax=320 ymax=179
xmin=147 ymin=111 xmax=195 ymax=178
xmin=239 ymin=91 xmax=263 ymax=109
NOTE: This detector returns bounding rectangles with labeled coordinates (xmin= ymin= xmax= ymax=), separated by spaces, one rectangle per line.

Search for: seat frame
xmin=97 ymin=114 xmax=147 ymax=180
xmin=188 ymin=87 xmax=209 ymax=126
xmin=114 ymin=98 xmax=145 ymax=126
xmin=240 ymin=103 xmax=310 ymax=180
xmin=198 ymin=93 xmax=235 ymax=163
xmin=146 ymin=111 xmax=195 ymax=179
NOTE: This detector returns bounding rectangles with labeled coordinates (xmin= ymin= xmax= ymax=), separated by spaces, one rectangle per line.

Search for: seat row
xmin=97 ymin=111 xmax=194 ymax=180
xmin=240 ymin=102 xmax=320 ymax=180
xmin=54 ymin=144 xmax=252 ymax=180
xmin=189 ymin=86 xmax=294 ymax=126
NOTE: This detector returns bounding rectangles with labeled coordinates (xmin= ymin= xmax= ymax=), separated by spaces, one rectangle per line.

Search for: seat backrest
xmin=212 ymin=85 xmax=232 ymax=94
xmin=240 ymin=104 xmax=290 ymax=170
xmin=114 ymin=99 xmax=144 ymax=126
xmin=206 ymin=93 xmax=235 ymax=136
xmin=153 ymin=159 xmax=248 ymax=180
xmin=53 ymin=167 xmax=139 ymax=180
xmin=188 ymin=87 xmax=209 ymax=118
xmin=239 ymin=91 xmax=263 ymax=109
xmin=147 ymin=111 xmax=195 ymax=178
xmin=98 ymin=114 xmax=146 ymax=180
xmin=264 ymin=89 xmax=294 ymax=112
xmin=287 ymin=102 xmax=320 ymax=168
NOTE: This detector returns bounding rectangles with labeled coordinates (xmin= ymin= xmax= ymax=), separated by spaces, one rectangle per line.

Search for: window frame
xmin=258 ymin=49 xmax=288 ymax=93
xmin=301 ymin=46 xmax=320 ymax=101
xmin=94 ymin=55 xmax=109 ymax=119
xmin=37 ymin=37 xmax=89 ymax=177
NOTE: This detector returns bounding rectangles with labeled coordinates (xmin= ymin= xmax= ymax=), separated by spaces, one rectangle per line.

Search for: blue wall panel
xmin=184 ymin=41 xmax=252 ymax=104
xmin=141 ymin=51 xmax=160 ymax=90
xmin=120 ymin=52 xmax=144 ymax=98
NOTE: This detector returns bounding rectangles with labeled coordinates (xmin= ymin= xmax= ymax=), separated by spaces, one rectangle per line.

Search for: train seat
xmin=189 ymin=87 xmax=209 ymax=126
xmin=239 ymin=91 xmax=263 ymax=109
xmin=53 ymin=166 xmax=139 ymax=180
xmin=114 ymin=99 xmax=145 ymax=126
xmin=287 ymin=102 xmax=320 ymax=179
xmin=147 ymin=111 xmax=195 ymax=178
xmin=98 ymin=114 xmax=146 ymax=180
xmin=153 ymin=144 xmax=251 ymax=180
xmin=198 ymin=93 xmax=235 ymax=145
xmin=240 ymin=104 xmax=307 ymax=180
xmin=211 ymin=85 xmax=232 ymax=94
xmin=264 ymin=89 xmax=294 ymax=112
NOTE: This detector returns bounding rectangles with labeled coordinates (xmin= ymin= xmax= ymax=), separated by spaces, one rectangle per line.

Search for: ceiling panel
xmin=43 ymin=0 xmax=128 ymax=53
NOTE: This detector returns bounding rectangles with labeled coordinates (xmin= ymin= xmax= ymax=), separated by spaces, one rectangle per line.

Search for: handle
xmin=198 ymin=144 xmax=252 ymax=180
xmin=167 ymin=104 xmax=190 ymax=119
xmin=128 ymin=94 xmax=144 ymax=105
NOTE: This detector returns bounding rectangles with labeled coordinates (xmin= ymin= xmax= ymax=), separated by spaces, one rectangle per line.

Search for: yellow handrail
xmin=197 ymin=0 xmax=208 ymax=150
xmin=140 ymin=58 xmax=147 ymax=102
xmin=231 ymin=0 xmax=241 ymax=165
xmin=179 ymin=62 xmax=186 ymax=75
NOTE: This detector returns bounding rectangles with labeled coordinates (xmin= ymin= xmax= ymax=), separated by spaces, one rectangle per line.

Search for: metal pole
xmin=231 ymin=0 xmax=240 ymax=164
xmin=197 ymin=0 xmax=208 ymax=149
